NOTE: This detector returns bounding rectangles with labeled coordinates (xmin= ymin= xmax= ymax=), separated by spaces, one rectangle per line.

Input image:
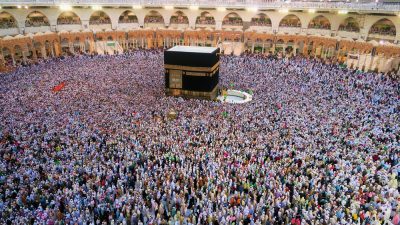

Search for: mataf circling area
xmin=0 ymin=50 xmax=399 ymax=224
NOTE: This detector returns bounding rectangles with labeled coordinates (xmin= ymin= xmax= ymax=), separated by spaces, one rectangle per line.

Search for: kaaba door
xmin=169 ymin=70 xmax=182 ymax=89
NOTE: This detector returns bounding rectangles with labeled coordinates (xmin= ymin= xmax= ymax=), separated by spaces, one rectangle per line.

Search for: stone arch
xmin=26 ymin=43 xmax=34 ymax=59
xmin=60 ymin=38 xmax=69 ymax=54
xmin=286 ymin=39 xmax=295 ymax=53
xmin=250 ymin=13 xmax=271 ymax=27
xmin=14 ymin=45 xmax=23 ymax=62
xmin=308 ymin=15 xmax=331 ymax=30
xmin=338 ymin=17 xmax=360 ymax=32
xmin=73 ymin=37 xmax=81 ymax=52
xmin=196 ymin=11 xmax=216 ymax=26
xmin=279 ymin=14 xmax=301 ymax=28
xmin=60 ymin=38 xmax=69 ymax=45
xmin=53 ymin=39 xmax=60 ymax=55
xmin=57 ymin=11 xmax=81 ymax=25
xmin=2 ymin=47 xmax=13 ymax=63
xmin=170 ymin=11 xmax=189 ymax=25
xmin=25 ymin=11 xmax=50 ymax=27
xmin=368 ymin=18 xmax=396 ymax=37
xmin=119 ymin=10 xmax=138 ymax=24
xmin=222 ymin=12 xmax=243 ymax=26
xmin=0 ymin=11 xmax=18 ymax=29
xmin=264 ymin=39 xmax=274 ymax=50
xmin=89 ymin=11 xmax=111 ymax=25
xmin=144 ymin=10 xmax=164 ymax=24
xmin=34 ymin=41 xmax=44 ymax=57
xmin=276 ymin=39 xmax=285 ymax=44
xmin=44 ymin=40 xmax=53 ymax=56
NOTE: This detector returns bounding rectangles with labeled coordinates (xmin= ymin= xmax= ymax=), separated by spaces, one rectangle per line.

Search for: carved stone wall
xmin=1 ymin=29 xmax=400 ymax=73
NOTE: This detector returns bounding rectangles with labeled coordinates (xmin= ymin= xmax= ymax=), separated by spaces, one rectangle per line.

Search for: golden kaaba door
xmin=169 ymin=70 xmax=182 ymax=89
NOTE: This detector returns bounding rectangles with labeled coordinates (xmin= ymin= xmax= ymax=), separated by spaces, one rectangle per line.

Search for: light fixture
xmin=164 ymin=5 xmax=174 ymax=10
xmin=0 ymin=6 xmax=2 ymax=10
xmin=24 ymin=5 xmax=28 ymax=9
xmin=132 ymin=5 xmax=142 ymax=9
xmin=92 ymin=5 xmax=102 ymax=10
xmin=189 ymin=5 xmax=199 ymax=11
xmin=217 ymin=7 xmax=226 ymax=12
xmin=17 ymin=5 xmax=22 ymax=9
xmin=246 ymin=7 xmax=258 ymax=12
xmin=278 ymin=9 xmax=289 ymax=13
xmin=308 ymin=9 xmax=316 ymax=13
xmin=338 ymin=10 xmax=348 ymax=14
xmin=60 ymin=4 xmax=72 ymax=11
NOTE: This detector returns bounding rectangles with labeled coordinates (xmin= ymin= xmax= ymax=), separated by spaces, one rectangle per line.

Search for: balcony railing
xmin=1 ymin=0 xmax=400 ymax=12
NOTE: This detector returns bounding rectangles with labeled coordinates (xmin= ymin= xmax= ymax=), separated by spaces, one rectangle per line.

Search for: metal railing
xmin=1 ymin=0 xmax=400 ymax=12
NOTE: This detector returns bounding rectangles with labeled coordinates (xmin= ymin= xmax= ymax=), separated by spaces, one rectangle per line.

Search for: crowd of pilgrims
xmin=0 ymin=49 xmax=399 ymax=225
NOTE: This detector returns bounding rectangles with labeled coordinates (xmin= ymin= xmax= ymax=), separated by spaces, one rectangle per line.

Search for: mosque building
xmin=0 ymin=0 xmax=399 ymax=74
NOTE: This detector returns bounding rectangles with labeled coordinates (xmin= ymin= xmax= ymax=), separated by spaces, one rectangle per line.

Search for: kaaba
xmin=164 ymin=46 xmax=220 ymax=100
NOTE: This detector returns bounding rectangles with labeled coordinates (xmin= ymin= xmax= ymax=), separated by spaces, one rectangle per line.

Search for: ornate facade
xmin=0 ymin=6 xmax=400 ymax=73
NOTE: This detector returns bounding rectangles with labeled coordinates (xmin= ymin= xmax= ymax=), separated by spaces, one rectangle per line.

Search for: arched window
xmin=308 ymin=15 xmax=331 ymax=30
xmin=25 ymin=11 xmax=50 ymax=27
xmin=222 ymin=13 xmax=243 ymax=26
xmin=369 ymin=19 xmax=396 ymax=36
xmin=119 ymin=10 xmax=138 ymax=24
xmin=57 ymin=12 xmax=81 ymax=25
xmin=144 ymin=11 xmax=164 ymax=24
xmin=279 ymin=15 xmax=301 ymax=28
xmin=250 ymin=14 xmax=271 ymax=27
xmin=89 ymin=11 xmax=111 ymax=25
xmin=338 ymin=17 xmax=360 ymax=32
xmin=170 ymin=11 xmax=188 ymax=25
xmin=196 ymin=12 xmax=215 ymax=25
xmin=0 ymin=12 xmax=18 ymax=29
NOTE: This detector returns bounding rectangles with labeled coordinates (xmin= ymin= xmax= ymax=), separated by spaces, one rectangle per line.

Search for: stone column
xmin=22 ymin=49 xmax=28 ymax=63
xmin=356 ymin=50 xmax=361 ymax=70
xmin=321 ymin=46 xmax=326 ymax=59
xmin=69 ymin=42 xmax=74 ymax=54
xmin=215 ymin=21 xmax=222 ymax=30
xmin=32 ymin=48 xmax=37 ymax=61
xmin=363 ymin=51 xmax=368 ymax=71
xmin=51 ymin=45 xmax=55 ymax=57
xmin=0 ymin=54 xmax=5 ymax=70
xmin=303 ymin=44 xmax=308 ymax=56
xmin=262 ymin=42 xmax=265 ymax=54
xmin=90 ymin=40 xmax=95 ymax=53
xmin=41 ymin=46 xmax=47 ymax=59
xmin=11 ymin=52 xmax=16 ymax=65
xmin=293 ymin=44 xmax=297 ymax=56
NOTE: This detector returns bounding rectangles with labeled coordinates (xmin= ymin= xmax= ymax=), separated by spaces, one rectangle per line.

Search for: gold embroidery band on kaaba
xmin=164 ymin=61 xmax=220 ymax=72
xmin=184 ymin=68 xmax=219 ymax=77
